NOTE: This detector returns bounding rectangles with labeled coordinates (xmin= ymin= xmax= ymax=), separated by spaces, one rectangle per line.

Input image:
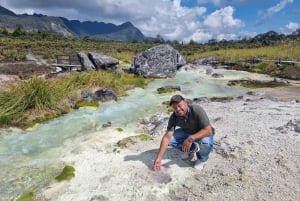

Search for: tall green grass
xmin=0 ymin=77 xmax=63 ymax=124
xmin=0 ymin=71 xmax=151 ymax=127
xmin=186 ymin=41 xmax=300 ymax=62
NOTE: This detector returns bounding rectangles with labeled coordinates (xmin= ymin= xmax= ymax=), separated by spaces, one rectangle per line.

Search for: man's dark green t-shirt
xmin=167 ymin=104 xmax=211 ymax=134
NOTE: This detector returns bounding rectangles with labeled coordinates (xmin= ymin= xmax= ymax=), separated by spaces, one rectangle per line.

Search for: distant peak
xmin=120 ymin=22 xmax=134 ymax=27
xmin=0 ymin=5 xmax=17 ymax=16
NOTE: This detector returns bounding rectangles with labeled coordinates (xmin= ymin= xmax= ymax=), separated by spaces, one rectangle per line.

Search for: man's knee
xmin=198 ymin=143 xmax=213 ymax=155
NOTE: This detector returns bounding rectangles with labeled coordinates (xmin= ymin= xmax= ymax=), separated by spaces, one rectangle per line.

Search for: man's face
xmin=171 ymin=100 xmax=188 ymax=116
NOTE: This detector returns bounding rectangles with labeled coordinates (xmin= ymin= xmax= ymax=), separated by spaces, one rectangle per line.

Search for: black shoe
xmin=190 ymin=142 xmax=200 ymax=153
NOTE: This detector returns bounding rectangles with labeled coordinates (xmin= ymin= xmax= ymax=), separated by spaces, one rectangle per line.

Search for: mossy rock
xmin=16 ymin=190 xmax=35 ymax=201
xmin=138 ymin=133 xmax=153 ymax=141
xmin=210 ymin=96 xmax=234 ymax=101
xmin=24 ymin=112 xmax=60 ymax=129
xmin=157 ymin=86 xmax=181 ymax=94
xmin=117 ymin=127 xmax=124 ymax=132
xmin=228 ymin=79 xmax=288 ymax=88
xmin=117 ymin=134 xmax=153 ymax=148
xmin=157 ymin=88 xmax=179 ymax=94
xmin=183 ymin=81 xmax=191 ymax=85
xmin=74 ymin=100 xmax=99 ymax=109
xmin=55 ymin=165 xmax=75 ymax=182
xmin=117 ymin=136 xmax=137 ymax=148
xmin=61 ymin=106 xmax=72 ymax=114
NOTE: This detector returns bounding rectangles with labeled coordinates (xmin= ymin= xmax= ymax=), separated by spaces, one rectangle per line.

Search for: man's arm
xmin=190 ymin=125 xmax=212 ymax=140
xmin=182 ymin=125 xmax=212 ymax=152
xmin=153 ymin=131 xmax=173 ymax=171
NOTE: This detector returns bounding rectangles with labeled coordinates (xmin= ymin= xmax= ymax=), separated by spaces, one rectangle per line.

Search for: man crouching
xmin=153 ymin=95 xmax=214 ymax=171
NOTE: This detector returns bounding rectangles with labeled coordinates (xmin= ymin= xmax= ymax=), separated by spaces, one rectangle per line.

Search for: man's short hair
xmin=169 ymin=94 xmax=185 ymax=106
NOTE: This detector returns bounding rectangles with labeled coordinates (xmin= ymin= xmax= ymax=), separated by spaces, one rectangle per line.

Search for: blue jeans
xmin=169 ymin=128 xmax=214 ymax=162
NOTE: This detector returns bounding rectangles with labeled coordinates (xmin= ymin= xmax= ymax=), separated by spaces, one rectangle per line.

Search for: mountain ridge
xmin=0 ymin=5 xmax=146 ymax=42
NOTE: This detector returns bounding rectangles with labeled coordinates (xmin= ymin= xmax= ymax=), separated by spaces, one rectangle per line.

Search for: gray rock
xmin=81 ymin=90 xmax=97 ymax=102
xmin=275 ymin=119 xmax=300 ymax=134
xmin=94 ymin=88 xmax=117 ymax=101
xmin=206 ymin=68 xmax=213 ymax=75
xmin=211 ymin=73 xmax=224 ymax=78
xmin=273 ymin=77 xmax=289 ymax=83
xmin=81 ymin=88 xmax=117 ymax=102
xmin=141 ymin=114 xmax=169 ymax=137
xmin=77 ymin=52 xmax=96 ymax=71
xmin=88 ymin=52 xmax=119 ymax=70
xmin=193 ymin=97 xmax=210 ymax=103
xmin=131 ymin=44 xmax=186 ymax=78
xmin=90 ymin=195 xmax=109 ymax=201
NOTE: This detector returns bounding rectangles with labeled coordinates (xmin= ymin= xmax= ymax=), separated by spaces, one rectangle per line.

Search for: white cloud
xmin=286 ymin=22 xmax=300 ymax=31
xmin=185 ymin=31 xmax=213 ymax=43
xmin=280 ymin=22 xmax=300 ymax=34
xmin=179 ymin=6 xmax=245 ymax=43
xmin=197 ymin=0 xmax=226 ymax=7
xmin=1 ymin=0 xmax=247 ymax=43
xmin=203 ymin=7 xmax=244 ymax=31
xmin=257 ymin=0 xmax=294 ymax=25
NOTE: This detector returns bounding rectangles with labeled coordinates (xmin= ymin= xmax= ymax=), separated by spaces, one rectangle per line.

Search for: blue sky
xmin=1 ymin=0 xmax=299 ymax=43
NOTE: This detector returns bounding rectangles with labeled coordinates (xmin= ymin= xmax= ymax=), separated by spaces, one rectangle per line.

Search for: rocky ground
xmin=0 ymin=62 xmax=53 ymax=78
xmin=38 ymin=90 xmax=300 ymax=201
xmin=0 ymin=61 xmax=54 ymax=89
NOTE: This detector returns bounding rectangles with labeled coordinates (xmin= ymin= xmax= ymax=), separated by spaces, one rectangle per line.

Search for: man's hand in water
xmin=153 ymin=158 xmax=161 ymax=171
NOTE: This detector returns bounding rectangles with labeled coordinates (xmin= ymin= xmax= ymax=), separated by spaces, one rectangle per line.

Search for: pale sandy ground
xmin=38 ymin=86 xmax=300 ymax=201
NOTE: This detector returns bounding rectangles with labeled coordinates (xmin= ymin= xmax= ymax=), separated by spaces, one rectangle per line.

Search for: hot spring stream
xmin=0 ymin=69 xmax=271 ymax=200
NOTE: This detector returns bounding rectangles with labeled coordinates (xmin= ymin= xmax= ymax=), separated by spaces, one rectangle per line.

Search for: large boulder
xmin=77 ymin=52 xmax=96 ymax=71
xmin=88 ymin=52 xmax=119 ymax=70
xmin=130 ymin=44 xmax=186 ymax=78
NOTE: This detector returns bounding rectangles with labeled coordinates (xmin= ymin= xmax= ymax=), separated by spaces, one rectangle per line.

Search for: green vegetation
xmin=0 ymin=30 xmax=299 ymax=128
xmin=157 ymin=87 xmax=181 ymax=94
xmin=0 ymin=34 xmax=151 ymax=64
xmin=185 ymin=41 xmax=300 ymax=62
xmin=117 ymin=127 xmax=124 ymax=132
xmin=0 ymin=72 xmax=151 ymax=128
xmin=16 ymin=190 xmax=35 ymax=201
xmin=74 ymin=100 xmax=99 ymax=109
xmin=1 ymin=29 xmax=299 ymax=64
xmin=117 ymin=134 xmax=153 ymax=148
xmin=138 ymin=133 xmax=153 ymax=141
xmin=227 ymin=80 xmax=288 ymax=89
xmin=55 ymin=165 xmax=75 ymax=182
xmin=25 ymin=113 xmax=60 ymax=129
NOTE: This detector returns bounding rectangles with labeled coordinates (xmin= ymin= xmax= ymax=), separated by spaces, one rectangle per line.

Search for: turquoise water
xmin=0 ymin=69 xmax=269 ymax=200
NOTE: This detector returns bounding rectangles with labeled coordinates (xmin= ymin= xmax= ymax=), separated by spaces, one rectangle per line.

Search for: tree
xmin=1 ymin=28 xmax=9 ymax=36
xmin=189 ymin=39 xmax=197 ymax=45
xmin=12 ymin=24 xmax=25 ymax=37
